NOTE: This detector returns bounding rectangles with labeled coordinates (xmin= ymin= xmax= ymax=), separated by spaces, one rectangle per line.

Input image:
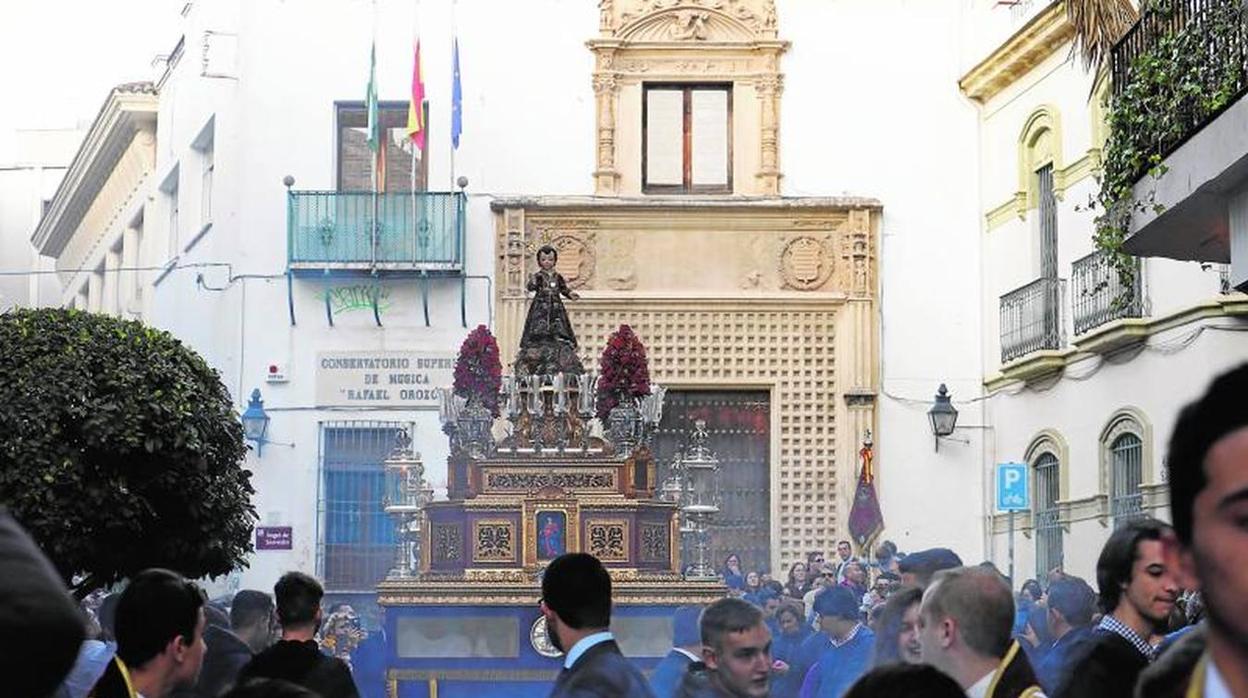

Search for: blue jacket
xmin=770 ymin=627 xmax=815 ymax=698
xmin=799 ymin=626 xmax=875 ymax=698
xmin=649 ymin=649 xmax=696 ymax=698
xmin=773 ymin=632 xmax=831 ymax=698
xmin=1035 ymin=624 xmax=1094 ymax=694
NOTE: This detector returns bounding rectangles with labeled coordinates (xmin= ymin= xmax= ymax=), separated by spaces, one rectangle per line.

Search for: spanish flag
xmin=406 ymin=41 xmax=426 ymax=152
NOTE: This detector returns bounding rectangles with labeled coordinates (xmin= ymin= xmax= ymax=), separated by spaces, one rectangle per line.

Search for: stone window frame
xmin=587 ymin=1 xmax=786 ymax=196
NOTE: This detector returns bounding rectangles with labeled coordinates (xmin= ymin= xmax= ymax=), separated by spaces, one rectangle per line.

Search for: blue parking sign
xmin=996 ymin=462 xmax=1030 ymax=512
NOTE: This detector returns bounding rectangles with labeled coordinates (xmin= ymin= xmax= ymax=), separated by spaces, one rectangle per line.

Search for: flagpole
xmin=371 ymin=0 xmax=379 ymax=271
xmin=450 ymin=0 xmax=457 ymax=191
xmin=411 ymin=1 xmax=419 ymax=260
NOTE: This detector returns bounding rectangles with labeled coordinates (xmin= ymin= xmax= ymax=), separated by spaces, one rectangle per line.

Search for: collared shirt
xmin=563 ymin=631 xmax=614 ymax=669
xmin=1205 ymin=655 xmax=1231 ymax=698
xmin=1097 ymin=614 xmax=1157 ymax=661
xmin=830 ymin=623 xmax=862 ymax=648
xmin=965 ymin=670 xmax=994 ymax=698
xmin=674 ymin=647 xmax=701 ymax=663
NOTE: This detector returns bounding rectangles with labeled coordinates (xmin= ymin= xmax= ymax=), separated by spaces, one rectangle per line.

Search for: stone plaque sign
xmin=316 ymin=351 xmax=455 ymax=407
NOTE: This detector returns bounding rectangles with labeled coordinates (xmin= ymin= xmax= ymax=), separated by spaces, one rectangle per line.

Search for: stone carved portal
xmin=588 ymin=0 xmax=787 ymax=195
xmin=493 ymin=199 xmax=881 ymax=570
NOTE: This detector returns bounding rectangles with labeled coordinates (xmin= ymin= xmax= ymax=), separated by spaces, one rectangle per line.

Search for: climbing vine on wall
xmin=1093 ymin=0 xmax=1247 ymax=283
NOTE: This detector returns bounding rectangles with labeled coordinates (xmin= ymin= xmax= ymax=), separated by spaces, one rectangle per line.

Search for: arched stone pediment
xmin=617 ymin=7 xmax=756 ymax=43
xmin=603 ymin=0 xmax=778 ymax=40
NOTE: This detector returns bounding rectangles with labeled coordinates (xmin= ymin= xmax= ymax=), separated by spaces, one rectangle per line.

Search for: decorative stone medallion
xmin=780 ymin=236 xmax=833 ymax=290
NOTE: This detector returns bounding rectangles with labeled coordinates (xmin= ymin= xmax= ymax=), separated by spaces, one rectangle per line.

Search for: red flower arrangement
xmin=595 ymin=324 xmax=652 ymax=420
xmin=453 ymin=325 xmax=503 ymax=417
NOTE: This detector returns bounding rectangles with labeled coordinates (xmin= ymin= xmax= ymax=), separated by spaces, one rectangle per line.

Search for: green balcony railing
xmin=287 ymin=190 xmax=465 ymax=272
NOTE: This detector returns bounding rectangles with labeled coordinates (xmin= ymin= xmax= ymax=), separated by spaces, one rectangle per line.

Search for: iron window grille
xmin=1034 ymin=452 xmax=1064 ymax=578
xmin=1110 ymin=432 xmax=1145 ymax=527
xmin=317 ymin=420 xmax=412 ymax=593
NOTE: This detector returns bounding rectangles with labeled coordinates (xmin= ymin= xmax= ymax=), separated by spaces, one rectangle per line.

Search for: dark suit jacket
xmin=237 ymin=639 xmax=359 ymax=698
xmin=1055 ymin=630 xmax=1149 ymax=698
xmin=549 ymin=639 xmax=656 ymax=698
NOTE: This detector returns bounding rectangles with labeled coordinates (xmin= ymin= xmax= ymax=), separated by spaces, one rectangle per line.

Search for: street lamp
xmin=241 ymin=388 xmax=271 ymax=456
xmin=928 ymin=383 xmax=958 ymax=452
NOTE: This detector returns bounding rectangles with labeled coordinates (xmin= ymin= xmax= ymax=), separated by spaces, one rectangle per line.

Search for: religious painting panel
xmin=536 ymin=511 xmax=568 ymax=561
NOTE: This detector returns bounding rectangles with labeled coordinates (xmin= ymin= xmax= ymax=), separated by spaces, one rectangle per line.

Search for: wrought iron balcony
xmin=1110 ymin=0 xmax=1248 ymax=181
xmin=287 ymin=191 xmax=465 ymax=273
xmin=1000 ymin=277 xmax=1065 ymax=363
xmin=1072 ymin=251 xmax=1144 ymax=336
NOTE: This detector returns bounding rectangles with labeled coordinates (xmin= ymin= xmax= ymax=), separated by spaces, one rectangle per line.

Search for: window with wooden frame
xmin=643 ymin=84 xmax=732 ymax=194
xmin=335 ymin=101 xmax=428 ymax=192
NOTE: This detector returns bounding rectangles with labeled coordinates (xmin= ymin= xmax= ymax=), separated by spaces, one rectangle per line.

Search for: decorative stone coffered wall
xmin=587 ymin=0 xmax=788 ymax=195
xmin=492 ymin=197 xmax=881 ymax=569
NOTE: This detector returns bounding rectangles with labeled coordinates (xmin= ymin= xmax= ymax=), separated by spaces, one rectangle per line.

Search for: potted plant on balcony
xmin=595 ymin=325 xmax=652 ymax=452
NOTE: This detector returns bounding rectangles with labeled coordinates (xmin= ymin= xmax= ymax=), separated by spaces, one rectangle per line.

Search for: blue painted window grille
xmin=1033 ymin=452 xmax=1063 ymax=577
xmin=319 ymin=421 xmax=409 ymax=592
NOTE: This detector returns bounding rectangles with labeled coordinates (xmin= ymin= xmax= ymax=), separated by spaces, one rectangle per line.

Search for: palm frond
xmin=1067 ymin=0 xmax=1139 ymax=73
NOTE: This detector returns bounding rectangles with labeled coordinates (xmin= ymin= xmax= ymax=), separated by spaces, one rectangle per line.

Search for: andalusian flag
xmin=406 ymin=40 xmax=427 ymax=152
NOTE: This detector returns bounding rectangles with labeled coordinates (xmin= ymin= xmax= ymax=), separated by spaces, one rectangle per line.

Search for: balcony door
xmin=1037 ymin=164 xmax=1060 ymax=346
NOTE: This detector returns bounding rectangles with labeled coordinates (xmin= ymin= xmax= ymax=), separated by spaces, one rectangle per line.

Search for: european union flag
xmin=451 ymin=38 xmax=462 ymax=150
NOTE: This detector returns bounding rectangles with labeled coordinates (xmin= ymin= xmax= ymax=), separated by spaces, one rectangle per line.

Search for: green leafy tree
xmin=0 ymin=308 xmax=256 ymax=598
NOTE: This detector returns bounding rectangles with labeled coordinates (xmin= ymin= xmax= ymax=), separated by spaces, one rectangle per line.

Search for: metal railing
xmin=1000 ymin=277 xmax=1065 ymax=363
xmin=1111 ymin=0 xmax=1248 ymax=166
xmin=287 ymin=190 xmax=465 ymax=272
xmin=1072 ymin=251 xmax=1144 ymax=336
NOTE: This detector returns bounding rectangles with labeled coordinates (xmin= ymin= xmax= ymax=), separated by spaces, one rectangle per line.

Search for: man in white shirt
xmin=917 ymin=566 xmax=1045 ymax=698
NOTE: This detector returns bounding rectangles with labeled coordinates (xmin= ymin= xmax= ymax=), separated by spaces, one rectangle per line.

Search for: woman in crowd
xmin=784 ymin=561 xmax=809 ymax=600
xmin=869 ymin=587 xmax=923 ymax=667
xmin=720 ymin=553 xmax=745 ymax=589
xmin=744 ymin=570 xmax=763 ymax=601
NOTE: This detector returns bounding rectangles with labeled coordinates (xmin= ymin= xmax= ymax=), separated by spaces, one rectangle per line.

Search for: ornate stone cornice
xmin=959 ymin=1 xmax=1075 ymax=104
xmin=32 ymin=85 xmax=158 ymax=256
xmin=489 ymin=195 xmax=882 ymax=212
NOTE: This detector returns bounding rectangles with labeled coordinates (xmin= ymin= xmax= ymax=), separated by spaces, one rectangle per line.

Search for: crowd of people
xmin=633 ymin=364 xmax=1246 ymax=698
xmin=4 ymin=366 xmax=1248 ymax=698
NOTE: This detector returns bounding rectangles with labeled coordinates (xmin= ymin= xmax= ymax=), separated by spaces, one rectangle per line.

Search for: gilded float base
xmin=377 ymin=574 xmax=724 ymax=698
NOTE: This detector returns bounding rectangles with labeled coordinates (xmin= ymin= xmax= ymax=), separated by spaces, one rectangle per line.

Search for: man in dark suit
xmin=236 ymin=572 xmax=358 ymax=698
xmin=649 ymin=606 xmax=703 ymax=698
xmin=540 ymin=553 xmax=655 ymax=698
xmin=1056 ymin=518 xmax=1179 ymax=698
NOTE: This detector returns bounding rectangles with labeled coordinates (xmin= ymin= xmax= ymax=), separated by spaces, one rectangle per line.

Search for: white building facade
xmin=963 ymin=1 xmax=1248 ymax=584
xmin=35 ymin=0 xmax=1248 ymax=605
